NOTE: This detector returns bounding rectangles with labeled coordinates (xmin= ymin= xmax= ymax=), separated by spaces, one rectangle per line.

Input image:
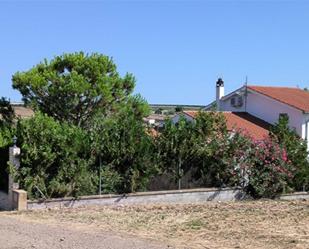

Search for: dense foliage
xmin=155 ymin=117 xmax=197 ymax=189
xmin=0 ymin=52 xmax=307 ymax=199
xmin=270 ymin=115 xmax=309 ymax=191
xmin=240 ymin=136 xmax=294 ymax=198
xmin=90 ymin=95 xmax=155 ymax=193
xmin=15 ymin=113 xmax=97 ymax=199
xmin=0 ymin=97 xmax=15 ymax=147
xmin=155 ymin=112 xmax=297 ymax=198
xmin=12 ymin=52 xmax=135 ymax=128
xmin=0 ymin=98 xmax=15 ymax=191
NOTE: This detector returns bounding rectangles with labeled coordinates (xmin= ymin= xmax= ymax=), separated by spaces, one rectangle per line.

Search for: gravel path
xmin=0 ymin=215 xmax=170 ymax=249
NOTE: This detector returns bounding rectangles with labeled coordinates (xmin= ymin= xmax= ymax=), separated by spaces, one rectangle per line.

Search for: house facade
xmin=203 ymin=79 xmax=309 ymax=145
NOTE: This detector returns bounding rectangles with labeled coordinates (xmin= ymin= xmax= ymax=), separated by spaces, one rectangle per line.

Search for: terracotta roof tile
xmin=183 ymin=111 xmax=198 ymax=118
xmin=223 ymin=112 xmax=270 ymax=140
xmin=183 ymin=111 xmax=270 ymax=140
xmin=248 ymin=86 xmax=309 ymax=112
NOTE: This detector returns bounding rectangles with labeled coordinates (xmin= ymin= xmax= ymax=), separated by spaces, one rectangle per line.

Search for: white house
xmin=204 ymin=78 xmax=309 ymax=145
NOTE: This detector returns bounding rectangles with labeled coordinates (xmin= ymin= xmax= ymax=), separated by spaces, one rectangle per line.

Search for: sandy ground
xmin=0 ymin=200 xmax=309 ymax=249
xmin=0 ymin=214 xmax=170 ymax=249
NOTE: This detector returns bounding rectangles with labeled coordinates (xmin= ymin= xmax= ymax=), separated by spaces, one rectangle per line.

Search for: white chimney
xmin=216 ymin=78 xmax=224 ymax=111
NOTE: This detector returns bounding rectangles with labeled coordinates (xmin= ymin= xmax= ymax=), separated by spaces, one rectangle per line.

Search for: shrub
xmin=270 ymin=115 xmax=309 ymax=191
xmin=90 ymin=95 xmax=156 ymax=193
xmin=241 ymin=136 xmax=294 ymax=198
xmin=16 ymin=113 xmax=97 ymax=199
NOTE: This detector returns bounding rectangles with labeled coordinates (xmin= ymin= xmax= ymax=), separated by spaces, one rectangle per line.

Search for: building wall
xmin=220 ymin=95 xmax=246 ymax=112
xmin=219 ymin=90 xmax=305 ymax=138
xmin=245 ymin=91 xmax=304 ymax=137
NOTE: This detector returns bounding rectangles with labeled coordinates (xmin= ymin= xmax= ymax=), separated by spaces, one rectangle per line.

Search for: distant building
xmin=143 ymin=114 xmax=168 ymax=129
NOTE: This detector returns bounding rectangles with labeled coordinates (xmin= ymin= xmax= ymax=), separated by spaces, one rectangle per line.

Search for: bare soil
xmin=1 ymin=200 xmax=309 ymax=249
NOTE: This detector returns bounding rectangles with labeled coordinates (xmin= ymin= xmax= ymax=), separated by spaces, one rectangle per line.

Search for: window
xmin=230 ymin=97 xmax=236 ymax=106
xmin=230 ymin=96 xmax=243 ymax=108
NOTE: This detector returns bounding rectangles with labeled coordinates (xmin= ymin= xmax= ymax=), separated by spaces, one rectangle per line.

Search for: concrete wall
xmin=279 ymin=192 xmax=309 ymax=201
xmin=27 ymin=188 xmax=246 ymax=210
xmin=18 ymin=188 xmax=309 ymax=211
xmin=0 ymin=190 xmax=9 ymax=210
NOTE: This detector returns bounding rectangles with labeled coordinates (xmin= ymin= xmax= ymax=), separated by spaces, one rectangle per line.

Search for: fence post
xmin=12 ymin=189 xmax=27 ymax=211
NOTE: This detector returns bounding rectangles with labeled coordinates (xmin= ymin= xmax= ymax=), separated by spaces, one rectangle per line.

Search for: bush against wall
xmin=155 ymin=111 xmax=296 ymax=198
xmin=89 ymin=95 xmax=156 ymax=194
xmin=15 ymin=113 xmax=97 ymax=199
xmin=155 ymin=112 xmax=236 ymax=189
xmin=155 ymin=117 xmax=197 ymax=189
xmin=240 ymin=136 xmax=294 ymax=198
xmin=270 ymin=115 xmax=309 ymax=191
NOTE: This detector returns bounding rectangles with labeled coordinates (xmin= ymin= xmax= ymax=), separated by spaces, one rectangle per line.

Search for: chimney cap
xmin=216 ymin=78 xmax=224 ymax=87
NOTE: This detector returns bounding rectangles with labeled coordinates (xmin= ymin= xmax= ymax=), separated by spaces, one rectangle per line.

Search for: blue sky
xmin=1 ymin=0 xmax=309 ymax=105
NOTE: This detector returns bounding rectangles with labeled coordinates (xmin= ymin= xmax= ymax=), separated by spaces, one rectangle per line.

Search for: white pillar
xmin=8 ymin=146 xmax=20 ymax=209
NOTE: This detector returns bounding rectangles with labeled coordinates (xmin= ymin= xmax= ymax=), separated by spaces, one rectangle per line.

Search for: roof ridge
xmin=248 ymin=85 xmax=300 ymax=89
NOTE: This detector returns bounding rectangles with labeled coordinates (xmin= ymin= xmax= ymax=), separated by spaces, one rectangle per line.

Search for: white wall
xmin=218 ymin=89 xmax=305 ymax=138
xmin=246 ymin=91 xmax=304 ymax=137
xmin=220 ymin=95 xmax=246 ymax=112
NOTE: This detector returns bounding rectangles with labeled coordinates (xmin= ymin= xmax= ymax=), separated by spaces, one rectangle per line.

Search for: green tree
xmin=270 ymin=114 xmax=309 ymax=191
xmin=194 ymin=111 xmax=238 ymax=187
xmin=89 ymin=95 xmax=155 ymax=193
xmin=0 ymin=98 xmax=15 ymax=147
xmin=156 ymin=116 xmax=197 ymax=189
xmin=12 ymin=52 xmax=135 ymax=128
xmin=15 ymin=113 xmax=97 ymax=199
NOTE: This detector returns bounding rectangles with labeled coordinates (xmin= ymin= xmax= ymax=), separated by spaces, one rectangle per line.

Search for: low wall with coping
xmin=279 ymin=192 xmax=309 ymax=200
xmin=27 ymin=187 xmax=246 ymax=210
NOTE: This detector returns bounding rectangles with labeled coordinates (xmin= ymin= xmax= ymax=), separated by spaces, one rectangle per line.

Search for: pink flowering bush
xmin=238 ymin=136 xmax=294 ymax=198
xmin=208 ymin=126 xmax=295 ymax=198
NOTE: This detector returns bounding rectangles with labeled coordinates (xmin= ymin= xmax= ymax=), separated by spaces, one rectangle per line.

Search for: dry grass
xmin=11 ymin=200 xmax=309 ymax=249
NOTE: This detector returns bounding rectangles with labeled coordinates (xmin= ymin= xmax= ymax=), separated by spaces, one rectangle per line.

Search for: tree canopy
xmin=0 ymin=97 xmax=15 ymax=147
xmin=12 ymin=52 xmax=136 ymax=127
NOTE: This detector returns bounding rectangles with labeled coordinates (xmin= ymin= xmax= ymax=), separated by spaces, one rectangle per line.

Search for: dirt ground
xmin=0 ymin=200 xmax=309 ymax=249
